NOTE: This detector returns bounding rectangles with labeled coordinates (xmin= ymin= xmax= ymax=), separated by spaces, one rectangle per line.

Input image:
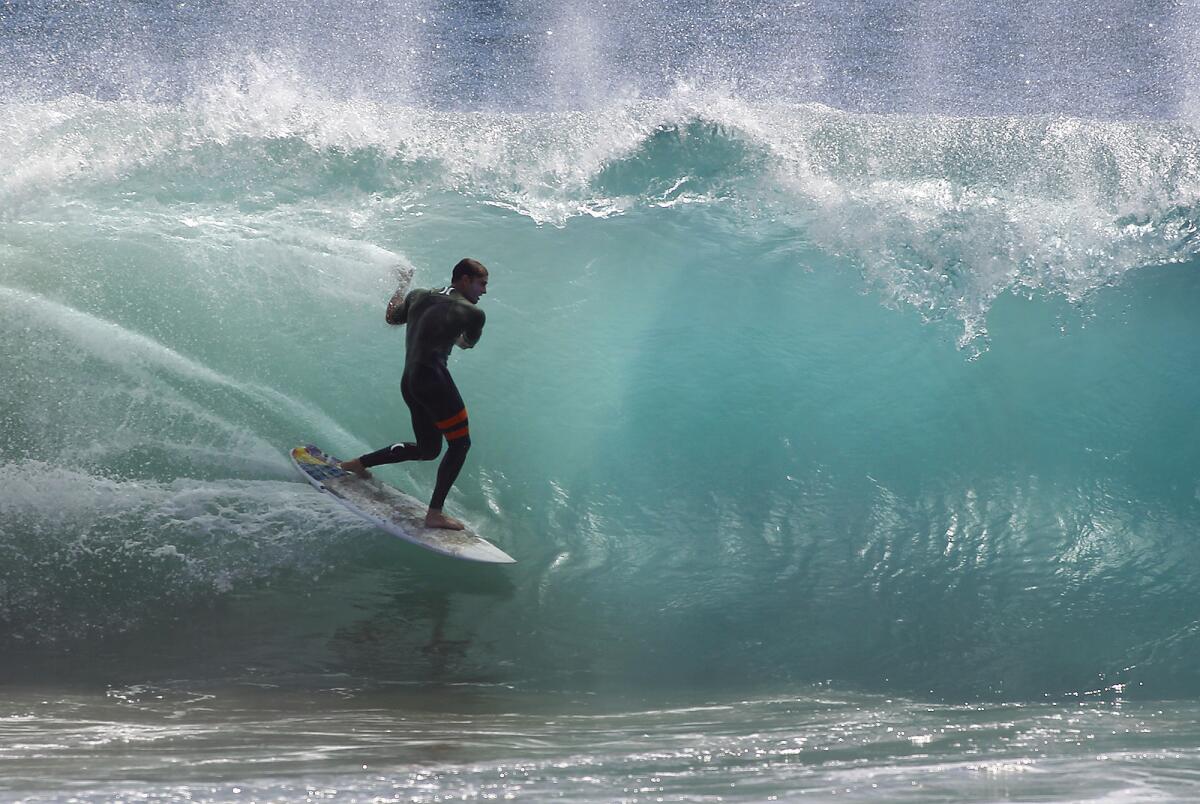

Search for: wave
xmin=5 ymin=64 xmax=1199 ymax=344
xmin=0 ymin=460 xmax=354 ymax=645
xmin=4 ymin=55 xmax=1200 ymax=697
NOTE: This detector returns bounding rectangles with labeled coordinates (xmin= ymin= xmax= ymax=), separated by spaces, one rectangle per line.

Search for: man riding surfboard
xmin=340 ymin=258 xmax=489 ymax=530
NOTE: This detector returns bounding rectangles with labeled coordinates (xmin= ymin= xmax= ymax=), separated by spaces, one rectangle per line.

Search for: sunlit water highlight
xmin=6 ymin=685 xmax=1200 ymax=802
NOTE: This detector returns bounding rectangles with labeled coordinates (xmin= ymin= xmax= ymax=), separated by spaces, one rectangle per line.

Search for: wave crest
xmin=5 ymin=63 xmax=1199 ymax=345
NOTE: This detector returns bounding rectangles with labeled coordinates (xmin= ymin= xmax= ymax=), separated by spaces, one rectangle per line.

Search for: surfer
xmin=340 ymin=258 xmax=489 ymax=530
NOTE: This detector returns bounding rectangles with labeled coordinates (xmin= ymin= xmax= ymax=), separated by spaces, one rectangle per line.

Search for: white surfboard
xmin=290 ymin=444 xmax=515 ymax=564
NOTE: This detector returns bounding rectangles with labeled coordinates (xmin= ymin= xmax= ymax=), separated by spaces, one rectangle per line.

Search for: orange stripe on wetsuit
xmin=436 ymin=408 xmax=470 ymax=440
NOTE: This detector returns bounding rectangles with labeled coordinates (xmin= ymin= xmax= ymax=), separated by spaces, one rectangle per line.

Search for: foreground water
xmin=5 ymin=0 xmax=1200 ymax=799
xmin=6 ymin=684 xmax=1200 ymax=802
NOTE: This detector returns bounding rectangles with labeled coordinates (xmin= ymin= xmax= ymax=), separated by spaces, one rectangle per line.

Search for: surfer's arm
xmin=385 ymin=288 xmax=410 ymax=325
xmin=455 ymin=308 xmax=485 ymax=349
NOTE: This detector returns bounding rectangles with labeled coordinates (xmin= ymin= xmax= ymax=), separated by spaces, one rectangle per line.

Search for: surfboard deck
xmin=289 ymin=444 xmax=515 ymax=564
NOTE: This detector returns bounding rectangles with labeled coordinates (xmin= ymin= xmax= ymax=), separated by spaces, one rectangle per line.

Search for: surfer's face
xmin=458 ymin=270 xmax=489 ymax=304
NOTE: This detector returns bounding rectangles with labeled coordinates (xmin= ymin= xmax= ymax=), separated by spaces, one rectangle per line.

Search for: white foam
xmin=0 ymin=459 xmax=360 ymax=641
xmin=5 ymin=65 xmax=1198 ymax=344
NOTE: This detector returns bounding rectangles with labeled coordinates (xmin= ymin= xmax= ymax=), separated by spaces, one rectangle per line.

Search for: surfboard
xmin=289 ymin=444 xmax=515 ymax=564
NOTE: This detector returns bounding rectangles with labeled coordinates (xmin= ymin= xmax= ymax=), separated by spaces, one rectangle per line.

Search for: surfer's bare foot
xmin=425 ymin=509 xmax=465 ymax=530
xmin=339 ymin=458 xmax=372 ymax=479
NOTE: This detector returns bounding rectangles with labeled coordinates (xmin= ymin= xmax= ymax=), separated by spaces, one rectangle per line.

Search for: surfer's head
xmin=452 ymin=258 xmax=489 ymax=304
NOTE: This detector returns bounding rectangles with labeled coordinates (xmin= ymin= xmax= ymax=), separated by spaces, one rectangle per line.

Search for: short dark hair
xmin=452 ymin=258 xmax=487 ymax=282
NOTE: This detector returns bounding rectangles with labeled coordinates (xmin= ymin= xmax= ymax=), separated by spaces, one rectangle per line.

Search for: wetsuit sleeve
xmin=385 ymin=288 xmax=419 ymax=325
xmin=462 ymin=306 xmax=485 ymax=347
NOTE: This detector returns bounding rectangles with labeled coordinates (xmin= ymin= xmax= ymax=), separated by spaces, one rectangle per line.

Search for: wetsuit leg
xmin=407 ymin=363 xmax=471 ymax=511
xmin=357 ymin=374 xmax=442 ymax=468
xmin=430 ymin=424 xmax=470 ymax=511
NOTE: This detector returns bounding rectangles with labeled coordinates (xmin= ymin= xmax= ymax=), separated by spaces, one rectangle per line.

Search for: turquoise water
xmin=4 ymin=1 xmax=1200 ymax=799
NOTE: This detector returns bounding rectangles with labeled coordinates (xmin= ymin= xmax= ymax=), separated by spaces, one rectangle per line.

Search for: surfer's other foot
xmin=339 ymin=458 xmax=372 ymax=479
xmin=425 ymin=509 xmax=465 ymax=530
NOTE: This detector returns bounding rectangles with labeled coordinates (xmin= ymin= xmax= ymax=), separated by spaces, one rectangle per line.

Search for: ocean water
xmin=3 ymin=0 xmax=1200 ymax=800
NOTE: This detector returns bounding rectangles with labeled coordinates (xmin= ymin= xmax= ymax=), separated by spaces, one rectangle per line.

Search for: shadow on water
xmin=0 ymin=535 xmax=517 ymax=692
xmin=326 ymin=545 xmax=518 ymax=688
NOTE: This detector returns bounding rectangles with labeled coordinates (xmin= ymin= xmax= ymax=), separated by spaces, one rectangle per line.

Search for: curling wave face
xmin=3 ymin=7 xmax=1200 ymax=698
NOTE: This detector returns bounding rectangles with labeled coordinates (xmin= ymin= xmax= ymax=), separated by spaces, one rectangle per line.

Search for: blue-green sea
xmin=3 ymin=0 xmax=1200 ymax=800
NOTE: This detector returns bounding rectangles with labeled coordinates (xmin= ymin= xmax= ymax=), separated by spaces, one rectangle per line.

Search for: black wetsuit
xmin=358 ymin=286 xmax=485 ymax=510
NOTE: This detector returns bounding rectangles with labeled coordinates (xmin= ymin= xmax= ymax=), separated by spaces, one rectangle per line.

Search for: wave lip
xmin=8 ymin=75 xmax=1198 ymax=344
